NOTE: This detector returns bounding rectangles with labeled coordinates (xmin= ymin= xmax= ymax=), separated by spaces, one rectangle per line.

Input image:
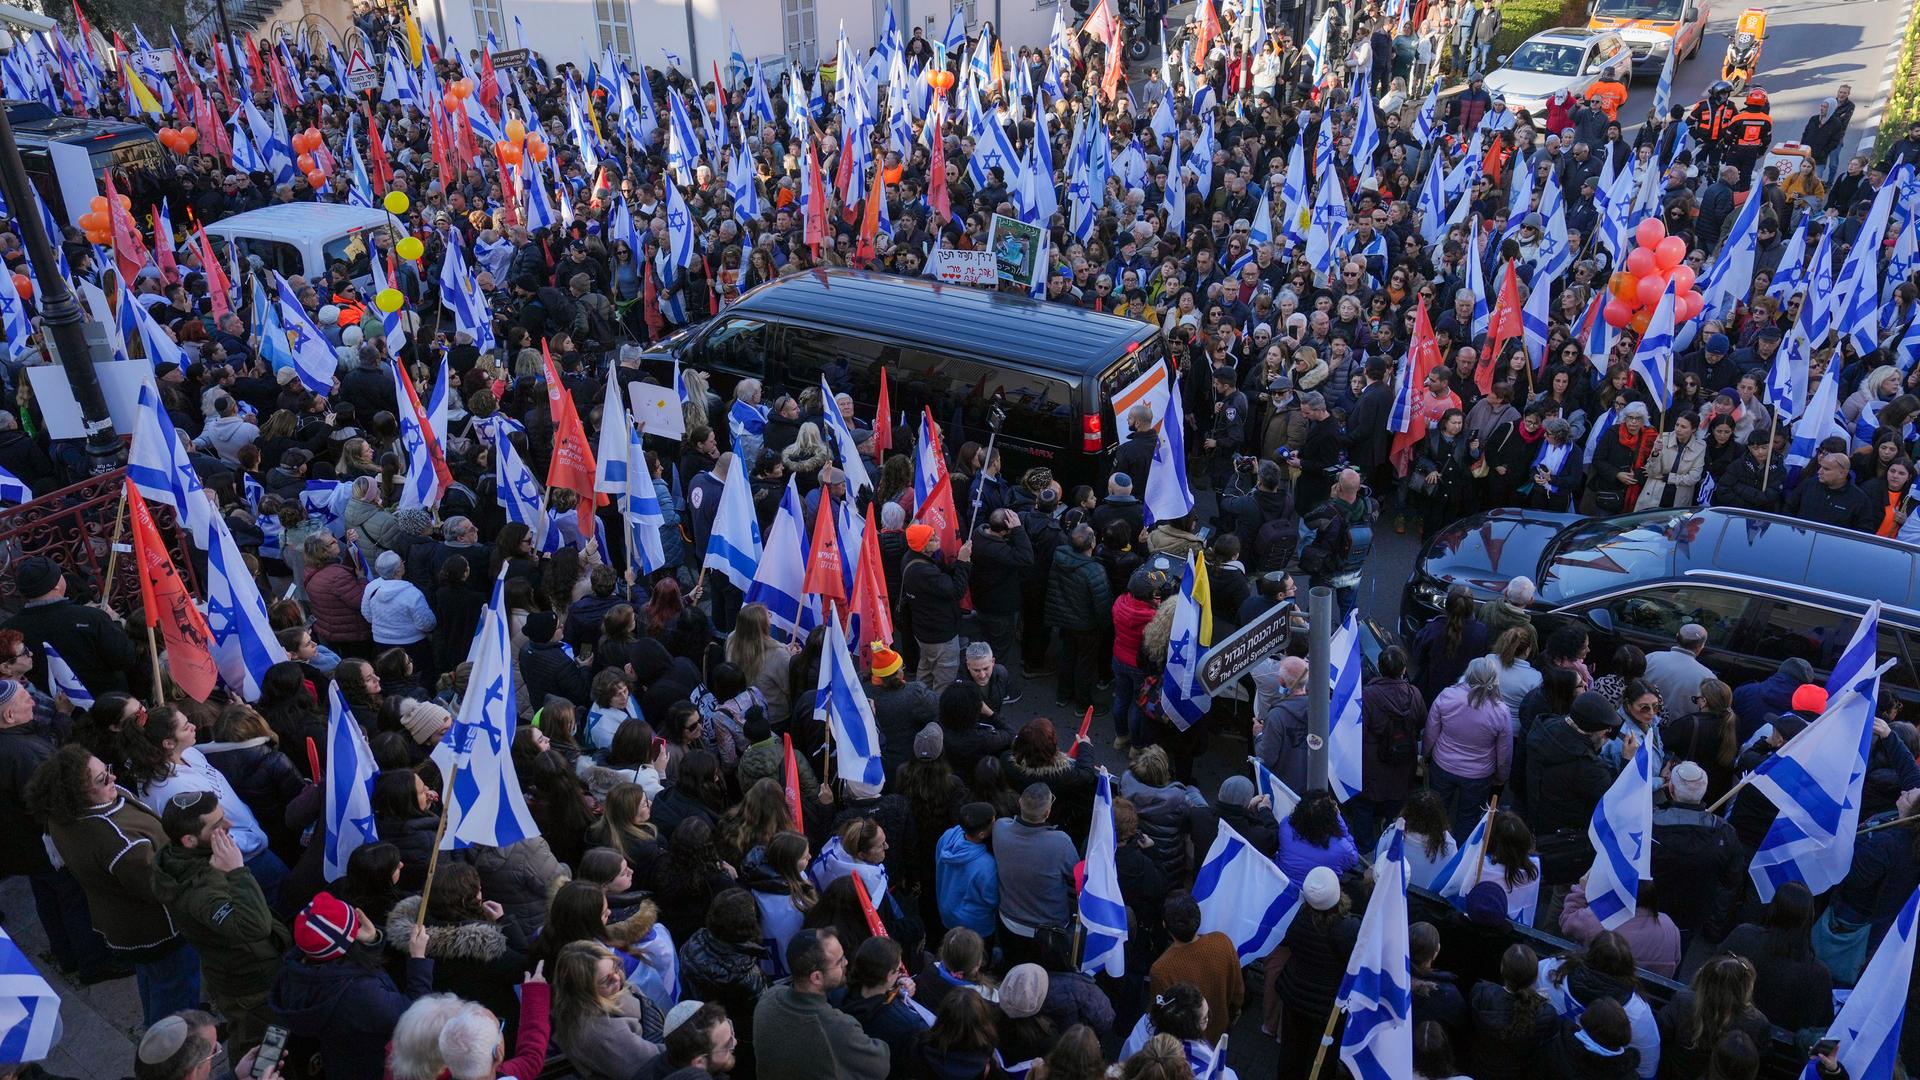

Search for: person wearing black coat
xmin=199 ymin=725 xmax=310 ymax=864
xmin=1341 ymin=361 xmax=1396 ymax=493
xmin=968 ymin=511 xmax=1035 ymax=691
xmin=519 ymin=613 xmax=592 ymax=709
xmin=1412 ymin=417 xmax=1476 ymax=539
xmin=1274 ymin=886 xmax=1361 ymax=1080
xmin=1355 ymin=650 xmax=1427 ymax=850
xmin=1789 ymin=451 xmax=1881 ymax=531
xmin=2 ymin=559 xmax=139 ymax=695
xmin=1524 ymin=694 xmax=1622 ymax=837
xmin=373 ymin=771 xmax=441 ymax=893
xmin=936 ymin=682 xmax=1014 ymax=780
xmin=1712 ymin=884 xmax=1835 ymax=1035
xmin=1467 ymin=948 xmax=1559 ymax=1080
xmin=1113 ymin=419 xmax=1158 ymax=497
xmin=1537 ymin=1007 xmax=1642 ymax=1079
xmin=385 ymin=887 xmax=529 ymax=1033
xmin=1711 ymin=432 xmax=1785 ymax=512
xmin=900 ymin=540 xmax=972 ymax=687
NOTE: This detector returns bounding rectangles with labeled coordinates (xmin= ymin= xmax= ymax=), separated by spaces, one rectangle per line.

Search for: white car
xmin=1483 ymin=29 xmax=1634 ymax=119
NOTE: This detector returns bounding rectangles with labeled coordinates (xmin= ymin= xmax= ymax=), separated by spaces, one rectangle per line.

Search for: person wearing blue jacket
xmin=934 ymin=803 xmax=999 ymax=940
xmin=269 ymin=891 xmax=434 ymax=1080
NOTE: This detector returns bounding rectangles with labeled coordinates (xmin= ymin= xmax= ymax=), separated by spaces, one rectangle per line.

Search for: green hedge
xmin=1877 ymin=3 xmax=1920 ymax=158
xmin=1493 ymin=0 xmax=1589 ymax=55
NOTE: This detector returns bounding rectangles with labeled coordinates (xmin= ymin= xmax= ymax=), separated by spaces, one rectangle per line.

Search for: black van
xmin=4 ymin=100 xmax=175 ymax=226
xmin=646 ymin=269 xmax=1166 ymax=489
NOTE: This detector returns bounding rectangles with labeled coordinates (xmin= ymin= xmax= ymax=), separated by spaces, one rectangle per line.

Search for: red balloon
xmin=1655 ymin=235 xmax=1687 ymax=270
xmin=1604 ymin=299 xmax=1635 ymax=327
xmin=296 ymin=153 xmax=316 ymax=174
xmin=11 ymin=273 xmax=30 ymax=299
xmin=1636 ymin=217 xmax=1667 ymax=250
xmin=1624 ymin=248 xmax=1655 ymax=277
xmin=1636 ymin=274 xmax=1666 ymax=309
xmin=306 ymin=169 xmax=327 ymax=188
xmin=1679 ymin=290 xmax=1705 ymax=321
xmin=1670 ymin=264 xmax=1698 ymax=295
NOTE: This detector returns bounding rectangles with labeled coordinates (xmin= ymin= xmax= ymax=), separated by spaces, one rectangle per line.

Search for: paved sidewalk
xmin=0 ymin=875 xmax=139 ymax=1080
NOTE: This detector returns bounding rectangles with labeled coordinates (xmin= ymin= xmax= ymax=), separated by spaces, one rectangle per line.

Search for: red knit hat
xmin=294 ymin=891 xmax=362 ymax=961
xmin=1791 ymin=684 xmax=1829 ymax=715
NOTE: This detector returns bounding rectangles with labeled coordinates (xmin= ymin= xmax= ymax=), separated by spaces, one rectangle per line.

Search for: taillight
xmin=1082 ymin=414 xmax=1103 ymax=453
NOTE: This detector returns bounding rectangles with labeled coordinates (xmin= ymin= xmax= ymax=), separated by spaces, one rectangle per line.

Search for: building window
xmin=783 ymin=0 xmax=818 ymax=69
xmin=958 ymin=0 xmax=978 ymax=32
xmin=596 ymin=0 xmax=634 ymax=64
xmin=472 ymin=0 xmax=506 ymax=47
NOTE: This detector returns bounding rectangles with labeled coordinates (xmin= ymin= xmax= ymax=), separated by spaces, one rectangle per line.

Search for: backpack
xmin=1253 ymin=515 xmax=1298 ymax=574
xmin=1297 ymin=508 xmax=1351 ymax=576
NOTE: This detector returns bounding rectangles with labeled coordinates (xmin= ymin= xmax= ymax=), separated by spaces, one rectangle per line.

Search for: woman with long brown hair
xmin=1664 ymin=678 xmax=1742 ymax=803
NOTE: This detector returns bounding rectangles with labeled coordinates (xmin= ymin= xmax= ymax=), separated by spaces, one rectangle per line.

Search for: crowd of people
xmin=0 ymin=0 xmax=1913 ymax=1076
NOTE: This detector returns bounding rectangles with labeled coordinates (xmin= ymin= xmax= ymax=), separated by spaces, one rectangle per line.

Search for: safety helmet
xmin=1745 ymin=88 xmax=1769 ymax=108
xmin=1707 ymin=79 xmax=1732 ymax=100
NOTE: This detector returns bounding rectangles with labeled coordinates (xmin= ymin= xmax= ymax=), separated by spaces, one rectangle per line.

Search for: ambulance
xmin=1585 ymin=0 xmax=1711 ymax=75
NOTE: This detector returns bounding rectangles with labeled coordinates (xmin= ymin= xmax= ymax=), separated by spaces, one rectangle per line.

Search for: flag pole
xmin=1471 ymin=794 xmax=1499 ymax=887
xmin=1702 ymin=773 xmax=1752 ymax=816
xmin=143 ymin=622 xmax=165 ymax=702
xmin=415 ymin=772 xmax=455 ymax=931
xmin=101 ymin=483 xmax=129 ymax=593
xmin=1858 ymin=812 xmax=1920 ymax=835
xmin=1759 ymin=408 xmax=1778 ymax=493
xmin=1306 ymin=1004 xmax=1343 ymax=1080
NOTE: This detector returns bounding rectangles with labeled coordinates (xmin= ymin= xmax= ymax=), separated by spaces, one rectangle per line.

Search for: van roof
xmin=204 ymin=204 xmax=391 ymax=242
xmin=729 ymin=269 xmax=1156 ymax=375
xmin=1683 ymin=508 xmax=1920 ymax=612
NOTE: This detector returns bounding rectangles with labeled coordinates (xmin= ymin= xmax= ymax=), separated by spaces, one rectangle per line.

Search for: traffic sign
xmin=345 ymin=49 xmax=380 ymax=93
xmin=491 ymin=48 xmax=531 ymax=71
xmin=1198 ymin=602 xmax=1301 ymax=693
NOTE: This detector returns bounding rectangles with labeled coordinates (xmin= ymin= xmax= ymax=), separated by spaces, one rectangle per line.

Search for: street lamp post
xmin=0 ymin=30 xmax=123 ymax=473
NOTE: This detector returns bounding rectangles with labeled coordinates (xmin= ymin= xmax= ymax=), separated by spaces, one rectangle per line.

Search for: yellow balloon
xmin=383 ymin=190 xmax=411 ymax=215
xmin=375 ymin=288 xmax=404 ymax=313
xmin=396 ymin=236 xmax=425 ymax=262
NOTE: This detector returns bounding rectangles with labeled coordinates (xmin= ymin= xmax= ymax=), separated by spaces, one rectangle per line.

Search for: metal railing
xmin=0 ymin=466 xmax=196 ymax=614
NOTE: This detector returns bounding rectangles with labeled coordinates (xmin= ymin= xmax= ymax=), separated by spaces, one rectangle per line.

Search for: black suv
xmin=1400 ymin=507 xmax=1920 ymax=707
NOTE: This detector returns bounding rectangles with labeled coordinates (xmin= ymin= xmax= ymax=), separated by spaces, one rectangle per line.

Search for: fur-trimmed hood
xmin=780 ymin=439 xmax=831 ymax=474
xmin=386 ymin=894 xmax=512 ymax=963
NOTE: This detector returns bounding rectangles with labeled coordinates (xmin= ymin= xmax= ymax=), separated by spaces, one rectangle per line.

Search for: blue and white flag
xmin=1521 ymin=276 xmax=1554 ymax=371
xmin=625 ymin=423 xmax=667 ymax=578
xmin=1144 ymin=372 xmax=1194 ymax=525
xmin=1629 ymin=278 xmax=1677 ymax=411
xmin=433 ymin=573 xmax=540 ymax=849
xmin=1160 ymin=552 xmax=1211 ymax=731
xmin=0 ymin=924 xmax=60 ymax=1063
xmin=495 ymin=436 xmax=552 ymax=553
xmin=1766 ymin=321 xmax=1809 ymax=420
xmin=274 ymin=274 xmax=337 ymax=394
xmin=594 ymin=362 xmax=632 ymax=500
xmin=1162 ymin=135 xmax=1187 ymax=238
xmin=815 ymin=615 xmax=885 ymax=787
xmin=1748 ymin=604 xmax=1887 ymax=901
xmin=1338 ymin=825 xmax=1413 ymax=1079
xmin=666 ymin=88 xmax=702 ymax=185
xmin=1193 ymin=819 xmax=1303 ymax=962
xmin=1813 ymin=884 xmax=1920 ymax=1080
xmin=1304 ymin=162 xmax=1348 ymax=276
xmin=1431 ymin=808 xmax=1491 ymax=896
xmin=1080 ymin=770 xmax=1129 ymax=977
xmin=747 ymin=478 xmax=814 ymax=641
xmin=1585 ymin=726 xmax=1654 ymax=928
xmin=128 ymin=385 xmax=215 ymax=549
xmin=1784 ymin=357 xmax=1842 ymax=479
xmin=0 ymin=258 xmax=29 ymax=361
xmin=1250 ymin=757 xmax=1301 ymax=821
xmin=1766 ymin=218 xmax=1810 ymax=303
xmin=205 ymin=513 xmax=289 ymax=701
xmin=0 ymin=464 xmax=27 ymax=507
xmin=1327 ymin=607 xmax=1366 ymax=801
xmin=702 ymin=454 xmax=763 ymax=592
xmin=818 ymin=376 xmax=873 ymax=496
xmin=322 ymin=682 xmax=380 ymax=880
xmin=393 ymin=363 xmax=443 ymax=510
xmin=42 ymin=643 xmax=92 ymax=709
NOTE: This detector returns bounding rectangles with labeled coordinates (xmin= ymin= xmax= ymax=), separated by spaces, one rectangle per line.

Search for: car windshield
xmin=1538 ymin=508 xmax=1697 ymax=604
xmin=1506 ymin=42 xmax=1584 ymax=76
xmin=1592 ymin=0 xmax=1684 ymax=19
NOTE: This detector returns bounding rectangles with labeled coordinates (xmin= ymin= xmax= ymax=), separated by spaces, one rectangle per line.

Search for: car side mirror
xmin=1585 ymin=607 xmax=1615 ymax=634
xmin=1497 ymin=52 xmax=1510 ymax=65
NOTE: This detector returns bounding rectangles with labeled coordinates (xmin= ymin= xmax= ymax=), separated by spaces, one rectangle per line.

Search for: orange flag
xmin=196 ymin=229 xmax=231 ymax=320
xmin=804 ymin=488 xmax=848 ymax=605
xmin=541 ymin=341 xmax=602 ymax=534
xmin=928 ymin=124 xmax=950 ymax=226
xmin=804 ymin=138 xmax=828 ymax=259
xmin=849 ymin=871 xmax=890 ymax=939
xmin=848 ymin=503 xmax=893 ymax=647
xmin=1479 ymin=260 xmax=1523 ymax=396
xmin=102 ymin=169 xmax=149 ymax=289
xmin=854 ymin=165 xmax=884 ymax=268
xmin=126 ymin=481 xmax=218 ymax=702
xmin=872 ymin=368 xmax=893 ymax=455
xmin=1391 ymin=298 xmax=1444 ymax=477
xmin=781 ymin=734 xmax=805 ymax=828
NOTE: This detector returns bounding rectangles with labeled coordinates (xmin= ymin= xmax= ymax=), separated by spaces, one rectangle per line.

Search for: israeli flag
xmin=702 ymin=453 xmax=763 ymax=593
xmin=1703 ymin=178 xmax=1764 ymax=320
xmin=1327 ymin=608 xmax=1366 ymax=801
xmin=322 ymin=682 xmax=380 ymax=880
xmin=728 ymin=146 xmax=762 ymax=226
xmin=1766 ymin=321 xmax=1808 ymax=420
xmin=1250 ymin=757 xmax=1301 ymax=820
xmin=1766 ymin=218 xmax=1810 ymax=304
xmin=394 ymin=363 xmax=443 ymax=511
xmin=626 ymin=424 xmax=668 ymax=578
xmin=1585 ymin=728 xmax=1655 ymax=928
xmin=274 ymin=274 xmax=337 ymax=394
xmin=495 ymin=436 xmax=552 ymax=553
xmin=748 ymin=478 xmax=816 ymax=641
xmin=1304 ymin=163 xmax=1348 ymax=276
xmin=1628 ymin=278 xmax=1677 ymax=411
xmin=0 ymin=925 xmax=60 ymax=1063
xmin=127 ymin=385 xmax=215 ymax=549
xmin=0 ymin=258 xmax=29 ymax=361
xmin=1521 ymin=276 xmax=1553 ymax=372
xmin=42 ymin=643 xmax=92 ymax=708
xmin=1411 ymin=81 xmax=1440 ymax=146
xmin=1784 ymin=357 xmax=1842 ymax=479
xmin=815 ymin=616 xmax=885 ymax=787
xmin=1144 ymin=372 xmax=1194 ymax=525
xmin=1748 ymin=604 xmax=1888 ymax=901
xmin=0 ymin=463 xmax=28 ymax=507
xmin=205 ymin=513 xmax=290 ymax=701
xmin=433 ymin=573 xmax=541 ymax=849
xmin=1338 ymin=825 xmax=1413 ymax=1079
xmin=1160 ymin=552 xmax=1212 ymax=731
xmin=667 ymin=89 xmax=702 ymax=185
xmin=1813 ymin=884 xmax=1920 ymax=1080
xmin=818 ymin=376 xmax=873 ymax=496
xmin=1430 ymin=808 xmax=1492 ymax=896
xmin=1080 ymin=770 xmax=1129 ymax=977
xmin=1193 ymin=820 xmax=1303 ymax=962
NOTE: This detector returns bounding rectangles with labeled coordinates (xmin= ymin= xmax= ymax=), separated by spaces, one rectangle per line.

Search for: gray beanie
xmin=1218 ymin=774 xmax=1256 ymax=807
xmin=998 ymin=964 xmax=1050 ymax=1019
xmin=913 ymin=723 xmax=944 ymax=761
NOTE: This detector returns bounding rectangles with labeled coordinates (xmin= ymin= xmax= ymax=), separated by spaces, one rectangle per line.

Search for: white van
xmin=203 ymin=204 xmax=393 ymax=293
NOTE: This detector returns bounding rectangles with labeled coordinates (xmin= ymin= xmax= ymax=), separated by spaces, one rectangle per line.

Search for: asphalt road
xmin=1645 ymin=0 xmax=1910 ymax=154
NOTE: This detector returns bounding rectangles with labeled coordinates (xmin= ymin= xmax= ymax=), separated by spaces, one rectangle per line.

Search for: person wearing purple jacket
xmin=1424 ymin=657 xmax=1515 ymax=841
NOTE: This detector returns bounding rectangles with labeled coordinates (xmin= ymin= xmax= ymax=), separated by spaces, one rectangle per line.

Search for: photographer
xmin=1219 ymin=459 xmax=1297 ymax=575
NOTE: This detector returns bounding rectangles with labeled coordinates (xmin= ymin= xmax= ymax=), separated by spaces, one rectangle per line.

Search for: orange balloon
xmin=89 ymin=196 xmax=107 ymax=213
xmin=116 ymin=194 xmax=130 ymax=211
xmin=180 ymin=128 xmax=197 ymax=148
xmin=497 ymin=142 xmax=522 ymax=164
xmin=443 ymin=91 xmax=461 ymax=111
xmin=505 ymin=118 xmax=527 ymax=143
xmin=11 ymin=273 xmax=30 ymax=299
xmin=306 ymin=169 xmax=327 ymax=188
xmin=528 ymin=137 xmax=549 ymax=162
xmin=1608 ymin=271 xmax=1637 ymax=302
xmin=930 ymin=70 xmax=955 ymax=91
xmin=1630 ymin=310 xmax=1652 ymax=334
xmin=456 ymin=78 xmax=475 ymax=98
xmin=296 ymin=153 xmax=316 ymax=174
xmin=84 ymin=229 xmax=110 ymax=245
xmin=77 ymin=211 xmax=102 ymax=232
